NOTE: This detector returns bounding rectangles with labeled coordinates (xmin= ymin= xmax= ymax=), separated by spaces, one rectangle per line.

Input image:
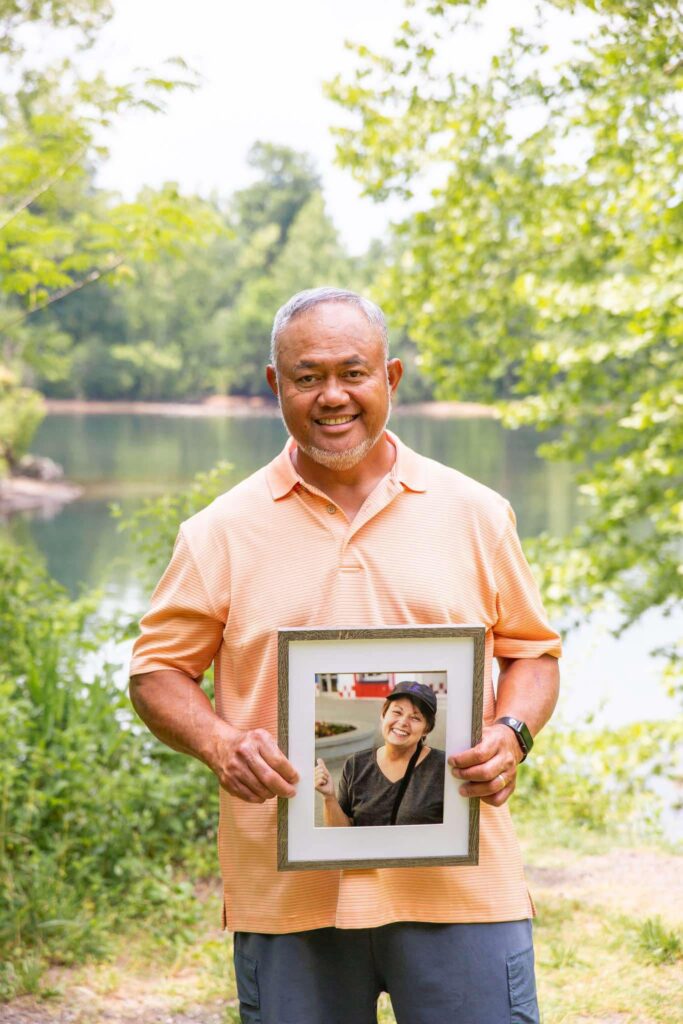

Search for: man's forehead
xmin=279 ymin=303 xmax=382 ymax=345
xmin=276 ymin=311 xmax=385 ymax=368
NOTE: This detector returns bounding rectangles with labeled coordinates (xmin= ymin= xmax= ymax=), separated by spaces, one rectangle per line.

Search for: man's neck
xmin=291 ymin=435 xmax=396 ymax=519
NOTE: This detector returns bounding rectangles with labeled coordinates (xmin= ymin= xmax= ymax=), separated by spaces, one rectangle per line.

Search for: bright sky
xmin=26 ymin=0 xmax=593 ymax=252
xmin=81 ymin=0 xmax=419 ymax=252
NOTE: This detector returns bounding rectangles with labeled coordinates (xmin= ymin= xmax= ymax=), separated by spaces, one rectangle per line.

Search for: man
xmin=130 ymin=286 xmax=560 ymax=1024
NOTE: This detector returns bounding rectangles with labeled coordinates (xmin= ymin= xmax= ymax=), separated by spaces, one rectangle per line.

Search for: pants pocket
xmin=234 ymin=950 xmax=261 ymax=1024
xmin=506 ymin=946 xmax=539 ymax=1024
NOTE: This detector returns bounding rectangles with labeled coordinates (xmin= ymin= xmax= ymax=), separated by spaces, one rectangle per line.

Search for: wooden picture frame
xmin=277 ymin=625 xmax=485 ymax=871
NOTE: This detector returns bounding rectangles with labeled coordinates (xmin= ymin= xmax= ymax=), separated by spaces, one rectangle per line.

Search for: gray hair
xmin=270 ymin=286 xmax=388 ymax=367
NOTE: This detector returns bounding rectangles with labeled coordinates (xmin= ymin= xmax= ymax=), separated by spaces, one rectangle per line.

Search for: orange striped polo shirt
xmin=130 ymin=431 xmax=561 ymax=932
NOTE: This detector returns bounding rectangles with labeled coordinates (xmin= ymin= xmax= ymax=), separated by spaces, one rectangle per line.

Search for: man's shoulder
xmin=181 ymin=463 xmax=272 ymax=537
xmin=408 ymin=444 xmax=510 ymax=516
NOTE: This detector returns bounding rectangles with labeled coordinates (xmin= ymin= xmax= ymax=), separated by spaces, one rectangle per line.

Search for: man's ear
xmin=387 ymin=358 xmax=403 ymax=395
xmin=266 ymin=364 xmax=278 ymax=398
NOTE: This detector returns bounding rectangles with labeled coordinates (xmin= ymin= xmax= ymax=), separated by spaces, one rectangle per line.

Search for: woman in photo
xmin=314 ymin=681 xmax=445 ymax=826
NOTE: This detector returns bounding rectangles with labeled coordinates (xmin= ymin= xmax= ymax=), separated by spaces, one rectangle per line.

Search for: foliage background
xmin=1 ymin=0 xmax=681 ymax=1007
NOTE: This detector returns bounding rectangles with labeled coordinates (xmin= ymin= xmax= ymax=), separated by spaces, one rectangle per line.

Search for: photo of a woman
xmin=314 ymin=681 xmax=445 ymax=826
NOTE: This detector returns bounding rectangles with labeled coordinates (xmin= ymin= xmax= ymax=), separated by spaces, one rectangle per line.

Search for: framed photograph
xmin=277 ymin=625 xmax=485 ymax=871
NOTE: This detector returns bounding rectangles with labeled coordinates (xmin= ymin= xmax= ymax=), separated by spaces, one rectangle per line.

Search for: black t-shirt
xmin=337 ymin=747 xmax=445 ymax=826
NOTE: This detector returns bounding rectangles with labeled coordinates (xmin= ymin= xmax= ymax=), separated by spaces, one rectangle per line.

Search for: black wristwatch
xmin=495 ymin=716 xmax=533 ymax=762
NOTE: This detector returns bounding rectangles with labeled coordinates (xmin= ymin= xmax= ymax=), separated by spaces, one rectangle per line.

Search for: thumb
xmin=316 ymin=758 xmax=326 ymax=770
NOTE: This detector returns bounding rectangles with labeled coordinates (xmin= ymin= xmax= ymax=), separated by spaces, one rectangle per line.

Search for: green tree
xmin=231 ymin=142 xmax=322 ymax=242
xmin=0 ymin=0 xmax=221 ymax=451
xmin=328 ymin=0 xmax=683 ymax=681
xmin=217 ymin=191 xmax=360 ymax=394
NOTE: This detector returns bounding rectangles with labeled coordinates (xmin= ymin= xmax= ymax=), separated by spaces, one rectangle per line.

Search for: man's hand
xmin=208 ymin=723 xmax=299 ymax=804
xmin=129 ymin=671 xmax=299 ymax=806
xmin=448 ymin=723 xmax=522 ymax=807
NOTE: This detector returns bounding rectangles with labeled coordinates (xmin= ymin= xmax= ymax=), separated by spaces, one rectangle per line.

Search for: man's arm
xmin=129 ymin=670 xmax=299 ymax=803
xmin=448 ymin=653 xmax=559 ymax=807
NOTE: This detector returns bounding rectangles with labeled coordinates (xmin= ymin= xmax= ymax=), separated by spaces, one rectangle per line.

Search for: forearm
xmin=495 ymin=653 xmax=560 ymax=738
xmin=130 ymin=669 xmax=298 ymax=803
xmin=450 ymin=653 xmax=560 ymax=806
xmin=322 ymin=796 xmax=352 ymax=827
xmin=129 ymin=669 xmax=234 ymax=770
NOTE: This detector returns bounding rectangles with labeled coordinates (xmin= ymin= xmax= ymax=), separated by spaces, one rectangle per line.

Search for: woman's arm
xmin=322 ymin=795 xmax=352 ymax=827
xmin=314 ymin=757 xmax=352 ymax=827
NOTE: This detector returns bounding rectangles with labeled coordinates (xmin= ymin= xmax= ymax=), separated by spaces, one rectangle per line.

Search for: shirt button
xmin=326 ymin=503 xmax=337 ymax=515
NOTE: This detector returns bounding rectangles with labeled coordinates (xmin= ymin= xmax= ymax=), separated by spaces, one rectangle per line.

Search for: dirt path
xmin=2 ymin=848 xmax=680 ymax=1024
xmin=526 ymin=847 xmax=683 ymax=926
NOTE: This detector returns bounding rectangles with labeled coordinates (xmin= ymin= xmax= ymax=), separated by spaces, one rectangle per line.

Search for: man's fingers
xmin=457 ymin=771 xmax=515 ymax=800
xmin=449 ymin=724 xmax=521 ymax=777
xmin=223 ymin=776 xmax=268 ymax=803
xmin=481 ymin=780 xmax=516 ymax=807
xmin=448 ymin=738 xmax=494 ymax=770
xmin=449 ymin=752 xmax=517 ymax=785
xmin=241 ymin=745 xmax=298 ymax=798
xmin=256 ymin=731 xmax=300 ymax=785
xmin=223 ymin=729 xmax=299 ymax=801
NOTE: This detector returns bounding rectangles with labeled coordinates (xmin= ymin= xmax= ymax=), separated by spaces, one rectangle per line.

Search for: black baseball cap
xmin=386 ymin=680 xmax=437 ymax=717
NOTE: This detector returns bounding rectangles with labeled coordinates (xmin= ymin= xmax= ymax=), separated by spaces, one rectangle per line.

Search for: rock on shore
xmin=0 ymin=476 xmax=82 ymax=518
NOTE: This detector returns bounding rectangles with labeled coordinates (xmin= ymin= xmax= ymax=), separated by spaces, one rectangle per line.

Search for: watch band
xmin=495 ymin=716 xmax=533 ymax=761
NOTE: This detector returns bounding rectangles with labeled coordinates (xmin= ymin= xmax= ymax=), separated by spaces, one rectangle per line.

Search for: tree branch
xmin=0 ymin=257 xmax=126 ymax=335
xmin=0 ymin=147 xmax=87 ymax=233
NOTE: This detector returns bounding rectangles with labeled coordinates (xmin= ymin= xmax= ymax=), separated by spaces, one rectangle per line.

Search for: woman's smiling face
xmin=381 ymin=697 xmax=429 ymax=751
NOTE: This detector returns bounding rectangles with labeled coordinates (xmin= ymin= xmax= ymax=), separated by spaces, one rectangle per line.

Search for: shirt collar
xmin=265 ymin=429 xmax=428 ymax=501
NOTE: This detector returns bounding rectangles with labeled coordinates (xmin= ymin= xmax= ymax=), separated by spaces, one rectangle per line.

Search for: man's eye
xmin=297 ymin=375 xmax=317 ymax=385
xmin=345 ymin=370 xmax=364 ymax=379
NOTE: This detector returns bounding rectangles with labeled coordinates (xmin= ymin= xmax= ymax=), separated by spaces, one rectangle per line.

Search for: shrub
xmin=0 ymin=540 xmax=218 ymax=995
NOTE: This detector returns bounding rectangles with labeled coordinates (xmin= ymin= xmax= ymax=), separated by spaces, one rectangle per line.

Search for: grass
xmin=8 ymin=837 xmax=679 ymax=1024
xmin=534 ymin=901 xmax=682 ymax=1024
xmin=636 ymin=917 xmax=683 ymax=967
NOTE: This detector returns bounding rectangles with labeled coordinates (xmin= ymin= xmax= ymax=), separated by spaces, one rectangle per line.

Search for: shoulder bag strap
xmin=389 ymin=743 xmax=423 ymax=826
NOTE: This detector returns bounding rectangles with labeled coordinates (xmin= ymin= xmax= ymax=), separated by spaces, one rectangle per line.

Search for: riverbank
xmin=43 ymin=397 xmax=499 ymax=419
xmin=0 ymin=476 xmax=82 ymax=518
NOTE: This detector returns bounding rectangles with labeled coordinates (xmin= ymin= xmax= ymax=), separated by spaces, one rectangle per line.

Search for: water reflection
xmin=5 ymin=410 xmax=678 ymax=737
xmin=15 ymin=411 xmax=579 ymax=594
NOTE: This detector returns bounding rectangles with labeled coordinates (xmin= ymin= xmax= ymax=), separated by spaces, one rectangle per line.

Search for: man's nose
xmin=319 ymin=376 xmax=349 ymax=405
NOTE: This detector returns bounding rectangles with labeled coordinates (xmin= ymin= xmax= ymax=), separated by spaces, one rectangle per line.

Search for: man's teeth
xmin=317 ymin=416 xmax=355 ymax=425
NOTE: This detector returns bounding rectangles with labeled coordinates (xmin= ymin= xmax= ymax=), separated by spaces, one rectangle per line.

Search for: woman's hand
xmin=314 ymin=757 xmax=335 ymax=797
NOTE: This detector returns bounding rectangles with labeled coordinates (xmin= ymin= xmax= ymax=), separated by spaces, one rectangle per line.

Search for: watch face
xmin=497 ymin=716 xmax=532 ymax=756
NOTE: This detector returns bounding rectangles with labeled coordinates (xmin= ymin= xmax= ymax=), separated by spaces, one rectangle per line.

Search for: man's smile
xmin=314 ymin=414 xmax=360 ymax=426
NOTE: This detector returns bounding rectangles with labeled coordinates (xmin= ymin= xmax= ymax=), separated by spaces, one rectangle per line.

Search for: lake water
xmin=6 ymin=410 xmax=680 ymax=731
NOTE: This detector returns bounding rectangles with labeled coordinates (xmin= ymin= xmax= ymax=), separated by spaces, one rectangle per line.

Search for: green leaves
xmin=0 ymin=537 xmax=217 ymax=989
xmin=328 ymin=0 xmax=683 ymax=687
xmin=0 ymin=1 xmax=211 ymax=371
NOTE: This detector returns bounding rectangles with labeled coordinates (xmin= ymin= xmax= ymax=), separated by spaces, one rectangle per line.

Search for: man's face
xmin=266 ymin=303 xmax=402 ymax=471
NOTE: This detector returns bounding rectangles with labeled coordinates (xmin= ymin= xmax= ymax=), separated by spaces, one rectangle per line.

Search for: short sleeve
xmin=129 ymin=524 xmax=226 ymax=681
xmin=337 ymin=756 xmax=354 ymax=820
xmin=492 ymin=504 xmax=562 ymax=660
